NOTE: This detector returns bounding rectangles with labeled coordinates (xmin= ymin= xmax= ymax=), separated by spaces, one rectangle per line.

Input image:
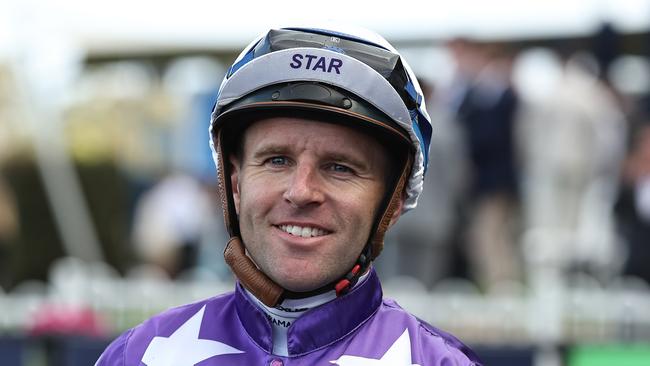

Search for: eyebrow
xmin=250 ymin=144 xmax=290 ymax=160
xmin=323 ymin=151 xmax=368 ymax=171
xmin=251 ymin=143 xmax=369 ymax=170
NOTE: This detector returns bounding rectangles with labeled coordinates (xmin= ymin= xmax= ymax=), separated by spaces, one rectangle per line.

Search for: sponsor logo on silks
xmin=276 ymin=305 xmax=308 ymax=313
xmin=265 ymin=313 xmax=292 ymax=328
xmin=290 ymin=54 xmax=343 ymax=74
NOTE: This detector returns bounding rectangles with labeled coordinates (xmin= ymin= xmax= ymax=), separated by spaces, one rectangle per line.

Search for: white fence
xmin=1 ymin=257 xmax=650 ymax=347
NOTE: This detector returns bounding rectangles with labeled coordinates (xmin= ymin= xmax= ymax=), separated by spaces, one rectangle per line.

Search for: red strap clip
xmin=351 ymin=264 xmax=361 ymax=276
xmin=335 ymin=279 xmax=351 ymax=297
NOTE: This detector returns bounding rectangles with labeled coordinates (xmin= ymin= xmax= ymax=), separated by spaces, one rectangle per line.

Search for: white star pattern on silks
xmin=330 ymin=329 xmax=421 ymax=366
xmin=141 ymin=305 xmax=244 ymax=366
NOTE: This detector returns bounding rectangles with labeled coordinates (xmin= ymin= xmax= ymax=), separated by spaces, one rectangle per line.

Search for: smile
xmin=277 ymin=225 xmax=330 ymax=238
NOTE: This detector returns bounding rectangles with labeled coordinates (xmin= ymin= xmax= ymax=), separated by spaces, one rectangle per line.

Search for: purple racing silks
xmin=96 ymin=270 xmax=482 ymax=366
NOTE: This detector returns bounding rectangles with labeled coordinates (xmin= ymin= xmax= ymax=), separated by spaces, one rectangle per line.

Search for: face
xmin=230 ymin=117 xmax=401 ymax=292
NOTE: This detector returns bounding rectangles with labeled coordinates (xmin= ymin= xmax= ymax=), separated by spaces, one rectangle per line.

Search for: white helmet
xmin=209 ymin=25 xmax=432 ymax=306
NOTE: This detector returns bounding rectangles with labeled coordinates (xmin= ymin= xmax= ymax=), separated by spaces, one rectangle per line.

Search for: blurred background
xmin=2 ymin=0 xmax=650 ymax=365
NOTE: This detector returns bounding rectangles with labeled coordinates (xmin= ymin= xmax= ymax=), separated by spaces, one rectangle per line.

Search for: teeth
xmin=279 ymin=225 xmax=327 ymax=238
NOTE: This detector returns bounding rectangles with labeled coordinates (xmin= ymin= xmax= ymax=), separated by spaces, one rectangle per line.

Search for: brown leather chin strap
xmin=330 ymin=151 xmax=413 ymax=297
xmin=369 ymin=153 xmax=413 ymax=260
xmin=224 ymin=236 xmax=284 ymax=307
xmin=216 ymin=129 xmax=285 ymax=307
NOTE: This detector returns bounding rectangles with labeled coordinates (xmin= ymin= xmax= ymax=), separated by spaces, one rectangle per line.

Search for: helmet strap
xmin=333 ymin=152 xmax=413 ymax=296
xmin=224 ymin=236 xmax=284 ymax=306
xmin=369 ymin=152 xmax=413 ymax=260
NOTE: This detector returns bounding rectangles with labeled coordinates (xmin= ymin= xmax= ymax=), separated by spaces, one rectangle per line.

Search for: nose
xmin=283 ymin=163 xmax=324 ymax=207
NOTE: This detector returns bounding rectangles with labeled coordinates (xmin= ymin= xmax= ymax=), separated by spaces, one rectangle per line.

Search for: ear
xmin=387 ymin=193 xmax=405 ymax=228
xmin=229 ymin=155 xmax=241 ymax=215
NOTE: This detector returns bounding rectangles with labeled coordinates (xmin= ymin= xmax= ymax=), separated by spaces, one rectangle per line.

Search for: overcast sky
xmin=2 ymin=0 xmax=650 ymax=56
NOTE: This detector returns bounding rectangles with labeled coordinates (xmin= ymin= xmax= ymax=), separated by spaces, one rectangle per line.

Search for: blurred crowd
xmin=1 ymin=24 xmax=650 ymax=300
xmin=382 ymin=31 xmax=650 ymax=293
xmin=382 ymin=28 xmax=650 ymax=296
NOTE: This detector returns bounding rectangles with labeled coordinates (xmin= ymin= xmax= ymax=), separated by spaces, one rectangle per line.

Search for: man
xmin=96 ymin=24 xmax=482 ymax=366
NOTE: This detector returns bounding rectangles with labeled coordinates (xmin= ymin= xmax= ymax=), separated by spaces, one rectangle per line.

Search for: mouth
xmin=275 ymin=224 xmax=331 ymax=238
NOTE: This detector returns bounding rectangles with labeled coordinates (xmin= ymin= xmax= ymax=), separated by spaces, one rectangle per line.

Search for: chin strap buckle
xmin=334 ymin=254 xmax=367 ymax=297
xmin=334 ymin=279 xmax=351 ymax=297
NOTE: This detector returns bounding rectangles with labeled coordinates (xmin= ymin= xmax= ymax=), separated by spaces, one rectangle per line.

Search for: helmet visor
xmin=228 ymin=28 xmax=418 ymax=110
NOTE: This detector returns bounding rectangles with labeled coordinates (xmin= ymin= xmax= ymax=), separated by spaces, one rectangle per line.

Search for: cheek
xmin=339 ymin=183 xmax=385 ymax=235
xmin=238 ymin=176 xmax=280 ymax=216
xmin=357 ymin=182 xmax=386 ymax=217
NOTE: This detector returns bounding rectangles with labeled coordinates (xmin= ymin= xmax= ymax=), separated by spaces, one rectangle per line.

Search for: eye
xmin=266 ymin=156 xmax=289 ymax=166
xmin=327 ymin=163 xmax=353 ymax=174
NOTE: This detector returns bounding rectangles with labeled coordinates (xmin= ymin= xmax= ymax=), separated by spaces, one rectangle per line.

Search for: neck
xmin=245 ymin=271 xmax=370 ymax=356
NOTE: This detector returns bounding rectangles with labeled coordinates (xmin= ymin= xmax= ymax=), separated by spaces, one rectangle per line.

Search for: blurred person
xmin=446 ymin=39 xmax=523 ymax=292
xmin=131 ymin=172 xmax=220 ymax=278
xmin=97 ymin=25 xmax=482 ymax=365
xmin=593 ymin=22 xmax=621 ymax=83
xmin=518 ymin=51 xmax=626 ymax=274
xmin=161 ymin=58 xmax=232 ymax=280
xmin=615 ymin=122 xmax=650 ymax=284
